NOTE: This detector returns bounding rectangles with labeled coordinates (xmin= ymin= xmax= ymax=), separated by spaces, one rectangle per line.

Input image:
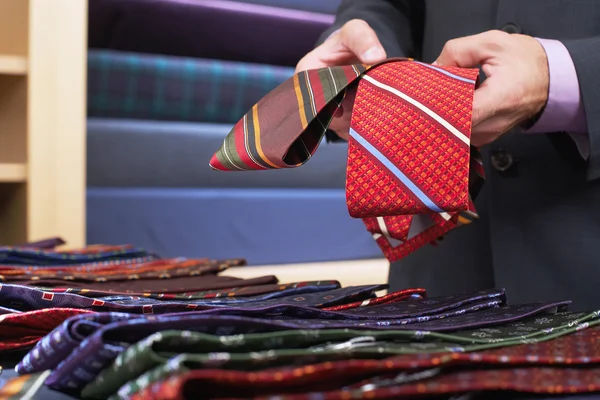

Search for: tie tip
xmin=209 ymin=155 xmax=224 ymax=171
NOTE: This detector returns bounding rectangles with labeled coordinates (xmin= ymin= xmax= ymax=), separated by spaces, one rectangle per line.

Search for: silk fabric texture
xmin=0 ymin=281 xmax=357 ymax=353
xmin=0 ymin=244 xmax=156 ymax=266
xmin=118 ymin=320 xmax=600 ymax=400
xmin=16 ymin=289 xmax=569 ymax=395
xmin=210 ymin=59 xmax=483 ymax=262
xmin=84 ymin=310 xmax=600 ymax=399
xmin=5 ymin=311 xmax=599 ymax=400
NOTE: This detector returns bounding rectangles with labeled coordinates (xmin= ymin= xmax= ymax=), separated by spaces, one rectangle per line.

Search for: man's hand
xmin=295 ymin=19 xmax=386 ymax=73
xmin=434 ymin=30 xmax=550 ymax=147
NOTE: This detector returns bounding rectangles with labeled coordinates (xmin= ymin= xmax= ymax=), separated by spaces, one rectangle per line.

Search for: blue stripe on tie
xmin=414 ymin=61 xmax=476 ymax=84
xmin=349 ymin=128 xmax=445 ymax=213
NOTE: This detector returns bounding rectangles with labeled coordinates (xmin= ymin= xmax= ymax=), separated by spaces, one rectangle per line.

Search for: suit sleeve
xmin=563 ymin=36 xmax=600 ymax=181
xmin=316 ymin=0 xmax=423 ymax=58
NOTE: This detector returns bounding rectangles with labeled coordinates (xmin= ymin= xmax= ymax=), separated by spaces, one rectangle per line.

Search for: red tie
xmin=209 ymin=59 xmax=482 ymax=262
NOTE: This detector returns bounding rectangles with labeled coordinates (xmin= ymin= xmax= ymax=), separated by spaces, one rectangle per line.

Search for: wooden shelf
xmin=0 ymin=0 xmax=87 ymax=247
xmin=0 ymin=55 xmax=27 ymax=75
xmin=0 ymin=163 xmax=26 ymax=182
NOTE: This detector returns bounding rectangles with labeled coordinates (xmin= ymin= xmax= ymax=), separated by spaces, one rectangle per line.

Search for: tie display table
xmin=221 ymin=258 xmax=390 ymax=291
xmin=0 ymin=245 xmax=598 ymax=399
xmin=0 ymin=0 xmax=86 ymax=248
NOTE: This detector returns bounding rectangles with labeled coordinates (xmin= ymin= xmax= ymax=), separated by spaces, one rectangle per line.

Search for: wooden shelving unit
xmin=0 ymin=0 xmax=87 ymax=248
xmin=0 ymin=55 xmax=28 ymax=75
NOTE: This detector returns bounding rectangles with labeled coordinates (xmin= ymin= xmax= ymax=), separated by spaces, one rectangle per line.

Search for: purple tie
xmin=10 ymin=288 xmax=568 ymax=394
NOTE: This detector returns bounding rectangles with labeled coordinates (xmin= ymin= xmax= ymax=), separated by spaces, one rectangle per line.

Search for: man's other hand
xmin=435 ymin=30 xmax=550 ymax=146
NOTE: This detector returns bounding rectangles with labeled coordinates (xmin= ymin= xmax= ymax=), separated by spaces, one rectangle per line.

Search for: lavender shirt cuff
xmin=525 ymin=38 xmax=589 ymax=158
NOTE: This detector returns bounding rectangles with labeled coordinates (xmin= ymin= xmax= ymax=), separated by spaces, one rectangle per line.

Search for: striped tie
xmin=209 ymin=58 xmax=483 ymax=262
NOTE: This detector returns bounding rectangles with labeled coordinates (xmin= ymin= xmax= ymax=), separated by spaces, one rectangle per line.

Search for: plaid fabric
xmin=87 ymin=50 xmax=295 ymax=124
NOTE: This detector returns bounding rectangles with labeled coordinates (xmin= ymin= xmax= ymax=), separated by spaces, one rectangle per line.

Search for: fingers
xmin=295 ymin=20 xmax=385 ymax=73
xmin=328 ymin=87 xmax=358 ymax=141
xmin=295 ymin=52 xmax=333 ymax=73
xmin=471 ymin=82 xmax=517 ymax=144
xmin=433 ymin=30 xmax=512 ymax=143
xmin=434 ymin=30 xmax=507 ymax=67
xmin=471 ymin=83 xmax=497 ymax=127
xmin=295 ymin=32 xmax=352 ymax=73
xmin=340 ymin=20 xmax=386 ymax=63
xmin=328 ymin=118 xmax=351 ymax=141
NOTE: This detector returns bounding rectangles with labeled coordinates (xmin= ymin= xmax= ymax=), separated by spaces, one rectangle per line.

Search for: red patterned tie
xmin=210 ymin=59 xmax=482 ymax=262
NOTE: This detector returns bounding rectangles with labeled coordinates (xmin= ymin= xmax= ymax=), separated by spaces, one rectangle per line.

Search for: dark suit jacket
xmin=319 ymin=0 xmax=600 ymax=311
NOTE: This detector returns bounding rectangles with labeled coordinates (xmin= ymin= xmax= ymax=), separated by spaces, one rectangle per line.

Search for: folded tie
xmin=0 ymin=283 xmax=382 ymax=315
xmin=34 ymin=280 xmax=341 ymax=300
xmin=22 ymin=294 xmax=566 ymax=394
xmin=0 ymin=258 xmax=230 ymax=283
xmin=16 ymin=237 xmax=66 ymax=249
xmin=86 ymin=311 xmax=600 ymax=399
xmin=0 ymin=308 xmax=96 ymax=353
xmin=0 ymin=244 xmax=158 ymax=266
xmin=209 ymin=59 xmax=483 ymax=261
xmin=347 ymin=367 xmax=600 ymax=399
xmin=129 ymin=322 xmax=600 ymax=399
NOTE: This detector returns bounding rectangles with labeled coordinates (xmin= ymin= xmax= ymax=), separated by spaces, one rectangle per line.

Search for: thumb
xmin=295 ymin=20 xmax=385 ymax=73
xmin=336 ymin=19 xmax=386 ymax=64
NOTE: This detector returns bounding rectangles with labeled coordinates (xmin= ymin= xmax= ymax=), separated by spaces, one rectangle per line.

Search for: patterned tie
xmin=0 ymin=308 xmax=96 ymax=353
xmin=0 ymin=244 xmax=157 ymax=266
xmin=85 ymin=312 xmax=600 ymax=399
xmin=124 ymin=323 xmax=600 ymax=400
xmin=20 ymin=297 xmax=566 ymax=394
xmin=209 ymin=59 xmax=483 ymax=261
xmin=37 ymin=280 xmax=341 ymax=300
xmin=0 ymin=283 xmax=384 ymax=315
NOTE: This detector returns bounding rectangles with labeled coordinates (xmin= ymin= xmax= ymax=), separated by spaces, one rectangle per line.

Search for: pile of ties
xmin=2 ymin=59 xmax=600 ymax=399
xmin=0 ymin=238 xmax=599 ymax=400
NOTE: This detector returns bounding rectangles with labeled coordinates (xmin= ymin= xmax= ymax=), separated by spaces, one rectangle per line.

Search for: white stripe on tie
xmin=362 ymin=75 xmax=470 ymax=146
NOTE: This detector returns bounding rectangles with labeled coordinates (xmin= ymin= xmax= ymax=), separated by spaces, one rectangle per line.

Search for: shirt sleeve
xmin=524 ymin=38 xmax=589 ymax=158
